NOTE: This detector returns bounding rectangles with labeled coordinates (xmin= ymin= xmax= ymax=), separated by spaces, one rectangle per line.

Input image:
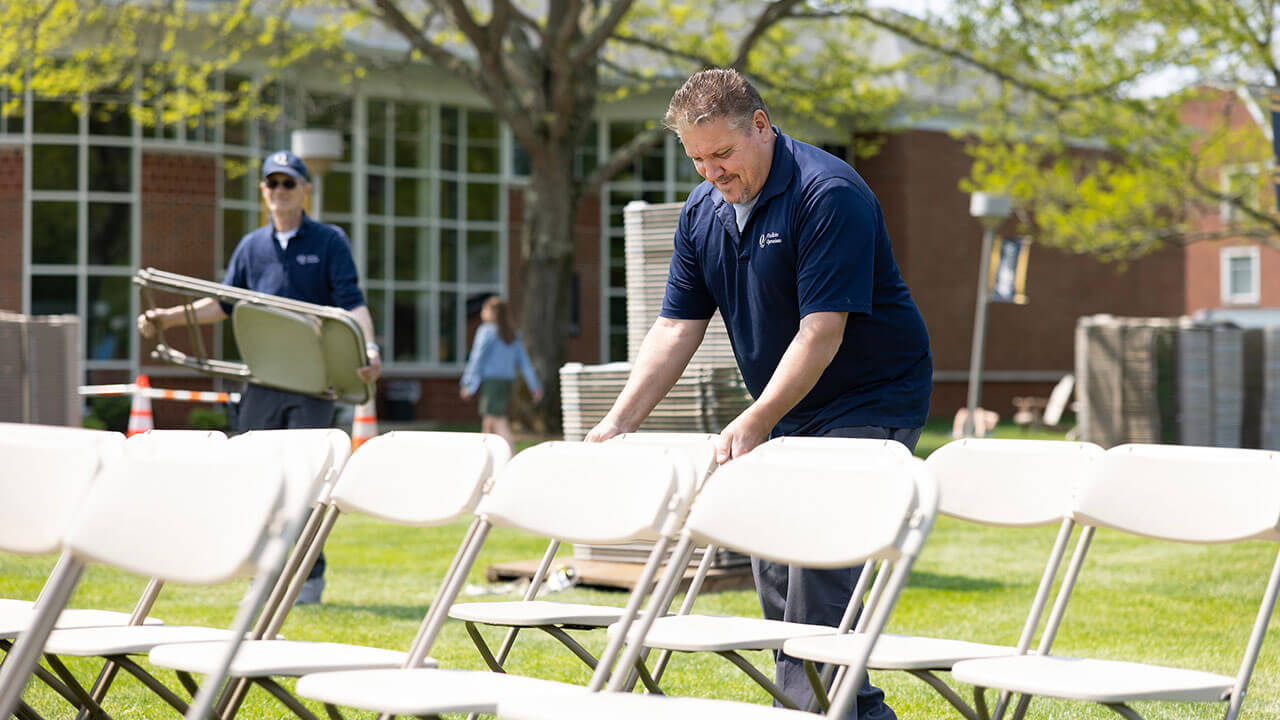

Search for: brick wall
xmin=859 ymin=129 xmax=1187 ymax=419
xmin=0 ymin=148 xmax=22 ymax=311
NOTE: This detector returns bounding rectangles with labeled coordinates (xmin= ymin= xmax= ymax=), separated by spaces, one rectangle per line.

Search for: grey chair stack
xmin=559 ymin=201 xmax=752 ymax=442
xmin=1261 ymin=327 xmax=1280 ymax=450
xmin=0 ymin=312 xmax=80 ymax=426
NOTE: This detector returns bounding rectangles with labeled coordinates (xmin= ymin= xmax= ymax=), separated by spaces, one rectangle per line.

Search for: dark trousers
xmin=237 ymin=384 xmax=335 ymax=580
xmin=751 ymin=424 xmax=923 ymax=720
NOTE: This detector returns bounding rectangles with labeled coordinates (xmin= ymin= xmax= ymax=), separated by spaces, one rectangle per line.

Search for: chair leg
xmin=251 ymin=677 xmax=324 ymax=720
xmin=174 ymin=670 xmax=201 ymax=699
xmin=802 ymin=660 xmax=830 ymax=712
xmin=905 ymin=670 xmax=979 ymax=720
xmin=463 ymin=622 xmax=507 ymax=673
xmin=323 ymin=702 xmax=347 ymax=720
xmin=715 ymin=650 xmax=800 ymax=709
xmin=113 ymin=655 xmax=192 ymax=716
xmin=16 ymin=699 xmax=46 ymax=720
xmin=1102 ymin=703 xmax=1146 ymax=720
xmin=40 ymin=654 xmax=112 ymax=720
xmin=534 ymin=626 xmax=599 ymax=671
xmin=973 ymin=685 xmax=992 ymax=720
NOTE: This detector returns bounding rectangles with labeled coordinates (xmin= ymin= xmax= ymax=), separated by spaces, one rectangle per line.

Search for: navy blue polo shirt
xmin=223 ymin=213 xmax=365 ymax=311
xmin=662 ymin=128 xmax=932 ymax=436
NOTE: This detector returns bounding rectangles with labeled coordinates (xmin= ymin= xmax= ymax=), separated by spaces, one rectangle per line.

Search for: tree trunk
xmin=513 ymin=151 xmax=579 ymax=435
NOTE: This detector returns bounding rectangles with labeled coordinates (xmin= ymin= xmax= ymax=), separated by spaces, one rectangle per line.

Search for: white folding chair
xmin=24 ymin=428 xmax=332 ymax=720
xmin=290 ymin=440 xmax=697 ymax=718
xmin=607 ymin=437 xmax=916 ymax=708
xmin=497 ymin=443 xmax=939 ymax=720
xmin=147 ymin=430 xmax=507 ymax=720
xmin=0 ymin=426 xmax=319 ymax=720
xmin=951 ymin=443 xmax=1280 ymax=720
xmin=446 ymin=432 xmax=717 ymax=678
xmin=782 ymin=437 xmax=1102 ymax=718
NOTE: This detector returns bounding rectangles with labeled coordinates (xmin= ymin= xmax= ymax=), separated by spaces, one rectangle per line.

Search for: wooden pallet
xmin=485 ymin=558 xmax=755 ymax=594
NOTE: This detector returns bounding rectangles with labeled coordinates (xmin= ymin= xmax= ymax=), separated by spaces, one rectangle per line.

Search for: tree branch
xmin=573 ymin=0 xmax=635 ymax=67
xmin=729 ymin=0 xmax=806 ymax=70
xmin=583 ymin=123 xmax=668 ymax=192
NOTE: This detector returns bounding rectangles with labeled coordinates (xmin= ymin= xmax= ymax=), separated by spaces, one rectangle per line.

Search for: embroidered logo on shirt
xmin=296 ymin=254 xmax=321 ymax=265
xmin=758 ymin=231 xmax=782 ymax=248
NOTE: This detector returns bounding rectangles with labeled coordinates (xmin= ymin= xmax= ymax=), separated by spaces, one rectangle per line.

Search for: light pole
xmin=963 ymin=192 xmax=1012 ymax=437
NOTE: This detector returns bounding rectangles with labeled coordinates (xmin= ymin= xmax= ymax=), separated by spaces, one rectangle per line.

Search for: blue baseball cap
xmin=261 ymin=150 xmax=309 ymax=181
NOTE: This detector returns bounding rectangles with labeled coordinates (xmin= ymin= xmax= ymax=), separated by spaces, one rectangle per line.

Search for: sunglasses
xmin=265 ymin=178 xmax=298 ymax=190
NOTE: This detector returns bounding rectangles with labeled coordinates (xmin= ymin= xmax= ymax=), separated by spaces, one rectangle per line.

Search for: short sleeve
xmin=326 ymin=228 xmax=365 ymax=310
xmin=795 ymin=180 xmax=875 ymax=317
xmin=660 ymin=213 xmax=717 ymax=320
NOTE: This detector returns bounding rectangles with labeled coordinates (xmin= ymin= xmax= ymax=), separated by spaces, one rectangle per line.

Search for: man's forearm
xmin=154 ymin=298 xmax=227 ymax=329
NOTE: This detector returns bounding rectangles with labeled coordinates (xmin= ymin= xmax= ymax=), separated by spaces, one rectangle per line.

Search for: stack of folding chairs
xmin=2 ymin=426 xmax=1279 ymax=720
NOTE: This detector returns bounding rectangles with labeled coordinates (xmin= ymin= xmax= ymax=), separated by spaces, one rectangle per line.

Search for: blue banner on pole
xmin=988 ymin=236 xmax=1030 ymax=304
xmin=1272 ymin=91 xmax=1280 ymax=211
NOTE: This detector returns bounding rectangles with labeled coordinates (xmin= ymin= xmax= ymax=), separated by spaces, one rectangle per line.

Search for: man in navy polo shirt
xmin=137 ymin=150 xmax=380 ymax=605
xmin=586 ymin=69 xmax=931 ymax=719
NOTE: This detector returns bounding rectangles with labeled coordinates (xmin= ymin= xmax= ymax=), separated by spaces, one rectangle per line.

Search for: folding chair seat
xmin=291 ymin=440 xmax=698 ymax=718
xmin=607 ymin=437 xmax=919 ymax=707
xmin=26 ymin=428 xmax=334 ymax=720
xmin=146 ymin=430 xmax=507 ymax=720
xmin=781 ymin=437 xmax=1101 ymax=718
xmin=496 ymin=442 xmax=939 ymax=720
xmin=0 ymin=424 xmax=324 ymax=720
xmin=447 ymin=432 xmax=718 ymax=675
xmin=950 ymin=443 xmax=1280 ymax=720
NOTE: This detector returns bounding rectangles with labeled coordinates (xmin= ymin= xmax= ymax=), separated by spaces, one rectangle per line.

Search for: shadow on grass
xmin=905 ymin=571 xmax=1005 ymax=592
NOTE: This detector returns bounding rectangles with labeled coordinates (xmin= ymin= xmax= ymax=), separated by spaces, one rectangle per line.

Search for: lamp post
xmin=291 ymin=129 xmax=343 ymax=219
xmin=963 ymin=192 xmax=1012 ymax=437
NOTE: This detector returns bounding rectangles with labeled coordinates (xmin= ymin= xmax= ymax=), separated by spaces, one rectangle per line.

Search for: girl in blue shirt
xmin=460 ymin=296 xmax=543 ymax=451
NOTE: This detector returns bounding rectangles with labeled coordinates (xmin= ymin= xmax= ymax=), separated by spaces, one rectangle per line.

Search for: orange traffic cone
xmin=352 ymin=399 xmax=377 ymax=451
xmin=128 ymin=374 xmax=154 ymax=437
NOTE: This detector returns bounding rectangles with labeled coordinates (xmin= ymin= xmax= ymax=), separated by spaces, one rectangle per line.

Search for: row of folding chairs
xmin=1 ymin=427 xmax=1278 ymax=720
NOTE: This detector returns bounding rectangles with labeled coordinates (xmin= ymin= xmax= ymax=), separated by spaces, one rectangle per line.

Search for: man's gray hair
xmin=664 ymin=68 xmax=769 ymax=134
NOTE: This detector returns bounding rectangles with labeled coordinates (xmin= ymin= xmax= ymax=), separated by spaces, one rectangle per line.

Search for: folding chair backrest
xmin=926 ymin=438 xmax=1102 ymax=527
xmin=0 ymin=426 xmax=125 ymax=555
xmin=752 ymin=435 xmax=914 ymax=460
xmin=328 ymin=431 xmax=502 ymax=526
xmin=125 ymin=429 xmax=227 ymax=458
xmin=681 ymin=453 xmax=934 ymax=568
xmin=1088 ymin=445 xmax=1280 ymax=543
xmin=478 ymin=441 xmax=695 ymax=544
xmin=230 ymin=429 xmax=342 ymax=535
xmin=64 ymin=439 xmax=286 ymax=584
xmin=609 ymin=432 xmax=718 ymax=492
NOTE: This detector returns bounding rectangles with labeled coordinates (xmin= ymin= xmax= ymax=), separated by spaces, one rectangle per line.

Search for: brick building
xmin=1 ymin=60 xmax=1272 ymax=431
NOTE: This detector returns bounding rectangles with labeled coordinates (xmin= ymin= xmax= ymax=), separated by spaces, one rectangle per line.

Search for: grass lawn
xmin=3 ymin=420 xmax=1279 ymax=719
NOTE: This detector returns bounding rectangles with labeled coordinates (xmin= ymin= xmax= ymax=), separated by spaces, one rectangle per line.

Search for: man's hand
xmin=585 ymin=418 xmax=625 ymax=443
xmin=714 ymin=411 xmax=771 ymax=464
xmin=136 ymin=309 xmax=164 ymax=340
xmin=531 ymin=388 xmax=544 ymax=404
xmin=357 ymin=349 xmax=382 ymax=384
xmin=460 ymin=387 xmax=473 ymax=400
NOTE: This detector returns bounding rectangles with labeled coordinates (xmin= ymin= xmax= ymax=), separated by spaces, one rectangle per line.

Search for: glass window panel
xmin=394 ymin=177 xmax=430 ymax=218
xmin=305 ymin=93 xmax=353 ymax=162
xmin=367 ymin=99 xmax=388 ymax=165
xmin=88 ymin=146 xmax=131 ymax=192
xmin=33 ymin=100 xmax=77 ymax=135
xmin=609 ymin=121 xmax=639 ymax=182
xmin=367 ymin=225 xmax=386 ymax=279
xmin=222 ymin=208 xmax=249 ymax=267
xmin=607 ymin=189 xmax=639 ymax=229
xmin=1230 ymin=256 xmax=1253 ymax=295
xmin=365 ymin=288 xmax=387 ymax=345
xmin=220 ymin=321 xmax=241 ymax=362
xmin=394 ymin=226 xmax=431 ymax=282
xmin=222 ymin=74 xmax=251 ymax=146
xmin=222 ymin=157 xmax=252 ymax=200
xmin=31 ymin=274 xmax=77 ymax=315
xmin=609 ymin=330 xmax=627 ymax=363
xmin=676 ymin=151 xmax=700 ymax=183
xmin=322 ymin=171 xmax=351 ymax=214
xmin=31 ymin=201 xmax=78 ymax=265
xmin=32 ymin=145 xmax=78 ymax=191
xmin=512 ymin=142 xmax=531 ymax=176
xmin=393 ymin=290 xmax=420 ymax=362
xmin=466 ymin=183 xmax=499 ymax=221
xmin=467 ymin=143 xmax=499 ymax=174
xmin=466 ymin=230 xmax=499 ymax=284
xmin=574 ymin=123 xmax=599 ymax=179
xmin=88 ymin=202 xmax=130 ymax=266
xmin=87 ymin=276 xmax=131 ymax=360
xmin=440 ymin=107 xmax=459 ymax=172
xmin=440 ymin=228 xmax=458 ymax=283
xmin=438 ymin=292 xmax=457 ymax=363
xmin=367 ymin=173 xmax=387 ymax=216
xmin=88 ymin=101 xmax=131 ymax=136
xmin=609 ymin=295 xmax=627 ymax=327
xmin=439 ymin=180 xmax=458 ymax=219
xmin=394 ymin=103 xmax=426 ymax=168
